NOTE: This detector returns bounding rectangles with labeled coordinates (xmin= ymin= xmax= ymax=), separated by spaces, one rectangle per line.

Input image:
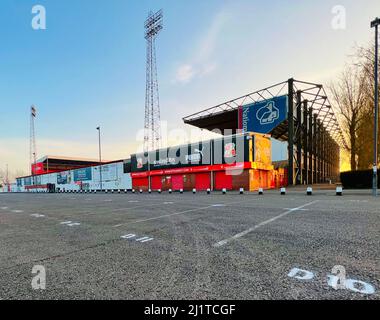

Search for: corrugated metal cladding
xmin=13 ymin=132 xmax=288 ymax=193
xmin=214 ymin=171 xmax=232 ymax=190
xmin=131 ymin=133 xmax=252 ymax=172
xmin=195 ymin=173 xmax=211 ymax=190
xmin=130 ymin=133 xmax=286 ymax=191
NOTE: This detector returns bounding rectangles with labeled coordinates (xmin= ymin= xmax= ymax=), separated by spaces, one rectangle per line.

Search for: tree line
xmin=330 ymin=42 xmax=380 ymax=171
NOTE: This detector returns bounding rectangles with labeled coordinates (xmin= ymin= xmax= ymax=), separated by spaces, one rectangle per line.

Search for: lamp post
xmin=371 ymin=18 xmax=379 ymax=196
xmin=6 ymin=164 xmax=9 ymax=193
xmin=96 ymin=126 xmax=103 ymax=192
xmin=148 ymin=152 xmax=151 ymax=192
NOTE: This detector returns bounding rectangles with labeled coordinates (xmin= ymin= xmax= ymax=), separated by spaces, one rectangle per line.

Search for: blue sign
xmin=57 ymin=172 xmax=71 ymax=184
xmin=239 ymin=95 xmax=288 ymax=134
xmin=24 ymin=177 xmax=32 ymax=186
xmin=73 ymin=167 xmax=92 ymax=182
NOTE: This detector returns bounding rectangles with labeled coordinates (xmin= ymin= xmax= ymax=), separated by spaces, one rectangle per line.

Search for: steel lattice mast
xmin=30 ymin=105 xmax=37 ymax=176
xmin=144 ymin=10 xmax=163 ymax=152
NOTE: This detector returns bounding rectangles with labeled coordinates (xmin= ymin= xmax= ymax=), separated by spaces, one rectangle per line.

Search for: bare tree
xmin=357 ymin=99 xmax=375 ymax=169
xmin=354 ymin=44 xmax=380 ymax=169
xmin=0 ymin=168 xmax=26 ymax=186
xmin=329 ymin=66 xmax=368 ymax=171
xmin=0 ymin=168 xmax=4 ymax=187
xmin=354 ymin=43 xmax=380 ymax=103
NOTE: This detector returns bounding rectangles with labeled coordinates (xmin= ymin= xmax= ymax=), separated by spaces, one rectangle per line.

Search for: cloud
xmin=175 ymin=64 xmax=196 ymax=83
xmin=198 ymin=63 xmax=217 ymax=77
xmin=174 ymin=8 xmax=231 ymax=84
xmin=174 ymin=62 xmax=217 ymax=84
xmin=195 ymin=10 xmax=230 ymax=63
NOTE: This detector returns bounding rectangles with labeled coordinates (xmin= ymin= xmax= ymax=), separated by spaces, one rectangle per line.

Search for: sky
xmin=0 ymin=0 xmax=379 ymax=179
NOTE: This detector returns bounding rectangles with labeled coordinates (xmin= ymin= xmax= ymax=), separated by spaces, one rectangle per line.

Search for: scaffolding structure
xmin=183 ymin=78 xmax=343 ymax=185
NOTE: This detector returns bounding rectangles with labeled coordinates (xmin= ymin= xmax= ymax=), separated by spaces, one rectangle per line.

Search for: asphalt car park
xmin=0 ymin=189 xmax=379 ymax=300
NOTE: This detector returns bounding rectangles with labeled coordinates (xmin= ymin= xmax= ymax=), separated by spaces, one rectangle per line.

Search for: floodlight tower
xmin=144 ymin=9 xmax=163 ymax=152
xmin=30 ymin=105 xmax=37 ymax=178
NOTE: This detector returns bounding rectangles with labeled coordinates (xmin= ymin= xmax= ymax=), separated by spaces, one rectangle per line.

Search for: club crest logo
xmin=137 ymin=158 xmax=143 ymax=169
xmin=256 ymin=101 xmax=280 ymax=125
xmin=224 ymin=143 xmax=236 ymax=158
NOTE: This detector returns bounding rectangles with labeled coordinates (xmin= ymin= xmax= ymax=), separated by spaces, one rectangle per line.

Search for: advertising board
xmin=238 ymin=95 xmax=288 ymax=134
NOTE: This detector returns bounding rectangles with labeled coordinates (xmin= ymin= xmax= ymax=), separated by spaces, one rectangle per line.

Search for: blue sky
xmin=0 ymin=0 xmax=379 ymax=177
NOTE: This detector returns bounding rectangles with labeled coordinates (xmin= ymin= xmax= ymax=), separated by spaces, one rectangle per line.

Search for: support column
xmin=326 ymin=133 xmax=330 ymax=182
xmin=313 ymin=114 xmax=318 ymax=184
xmin=303 ymin=100 xmax=309 ymax=185
xmin=322 ymin=128 xmax=327 ymax=183
xmin=296 ymin=91 xmax=302 ymax=185
xmin=317 ymin=120 xmax=323 ymax=183
xmin=288 ymin=79 xmax=294 ymax=186
xmin=309 ymin=108 xmax=314 ymax=184
xmin=325 ymin=134 xmax=328 ymax=182
xmin=337 ymin=142 xmax=341 ymax=181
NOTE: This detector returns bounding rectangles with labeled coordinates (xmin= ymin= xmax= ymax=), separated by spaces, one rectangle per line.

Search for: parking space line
xmin=100 ymin=198 xmax=262 ymax=228
xmin=214 ymin=200 xmax=319 ymax=247
xmin=113 ymin=205 xmax=214 ymax=228
xmin=136 ymin=236 xmax=150 ymax=242
xmin=110 ymin=203 xmax=161 ymax=212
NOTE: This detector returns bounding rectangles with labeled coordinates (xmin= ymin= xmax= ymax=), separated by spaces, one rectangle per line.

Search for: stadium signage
xmin=73 ymin=167 xmax=92 ymax=182
xmin=153 ymin=157 xmax=177 ymax=166
xmin=186 ymin=147 xmax=204 ymax=162
xmin=130 ymin=163 xmax=250 ymax=178
xmin=131 ymin=134 xmax=251 ymax=172
xmin=239 ymin=95 xmax=288 ymax=134
xmin=57 ymin=171 xmax=71 ymax=184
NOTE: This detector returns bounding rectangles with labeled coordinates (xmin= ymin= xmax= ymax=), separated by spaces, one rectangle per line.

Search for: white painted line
xmin=121 ymin=234 xmax=154 ymax=243
xmin=113 ymin=205 xmax=214 ymax=228
xmin=344 ymin=279 xmax=375 ymax=295
xmin=288 ymin=267 xmax=376 ymax=295
xmin=111 ymin=203 xmax=161 ymax=213
xmin=288 ymin=268 xmax=315 ymax=280
xmin=11 ymin=210 xmax=24 ymax=213
xmin=214 ymin=200 xmax=319 ymax=247
xmin=121 ymin=234 xmax=136 ymax=239
xmin=30 ymin=214 xmax=45 ymax=218
xmin=212 ymin=204 xmax=226 ymax=207
xmin=136 ymin=237 xmax=150 ymax=242
xmin=60 ymin=221 xmax=72 ymax=225
xmin=111 ymin=198 xmax=262 ymax=228
xmin=67 ymin=222 xmax=81 ymax=227
xmin=112 ymin=207 xmax=134 ymax=212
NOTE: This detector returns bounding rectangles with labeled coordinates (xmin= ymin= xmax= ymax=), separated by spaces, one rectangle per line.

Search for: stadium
xmin=11 ymin=79 xmax=341 ymax=194
xmin=1 ymin=3 xmax=379 ymax=304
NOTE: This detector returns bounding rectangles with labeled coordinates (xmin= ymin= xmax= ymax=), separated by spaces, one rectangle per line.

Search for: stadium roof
xmin=183 ymin=79 xmax=345 ymax=145
xmin=36 ymin=155 xmax=111 ymax=164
